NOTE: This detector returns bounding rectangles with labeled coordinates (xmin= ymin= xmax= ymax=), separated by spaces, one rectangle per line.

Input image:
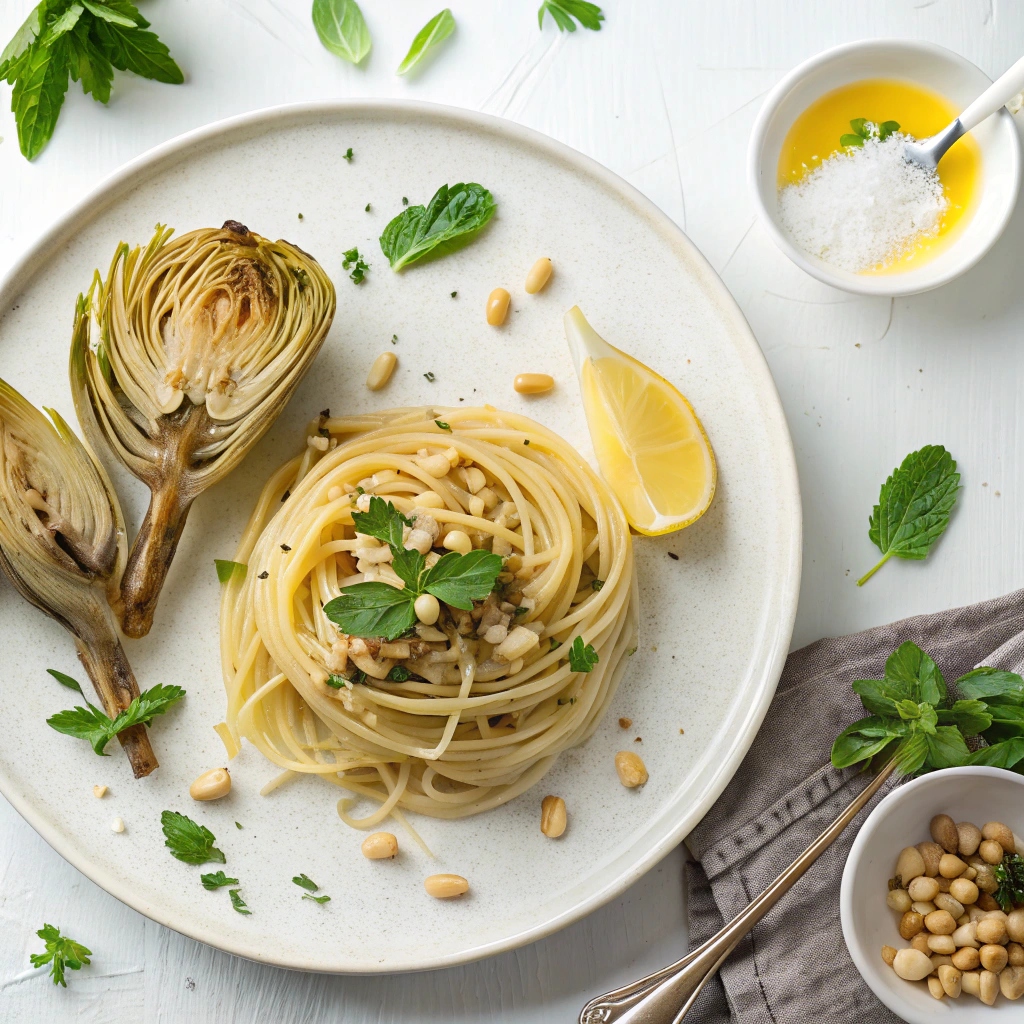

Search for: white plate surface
xmin=0 ymin=101 xmax=800 ymax=973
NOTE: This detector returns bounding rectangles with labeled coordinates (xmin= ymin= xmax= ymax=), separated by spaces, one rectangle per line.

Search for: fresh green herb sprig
xmin=312 ymin=0 xmax=370 ymax=64
xmin=342 ymin=247 xmax=369 ymax=284
xmin=858 ymin=445 xmax=960 ymax=586
xmin=161 ymin=810 xmax=225 ymax=865
xmin=45 ymin=670 xmax=184 ymax=756
xmin=538 ymin=0 xmax=604 ymax=31
xmin=568 ymin=636 xmax=599 ymax=673
xmin=343 ymin=147 xmax=354 ymax=161
xmin=831 ymin=640 xmax=1024 ymax=776
xmin=397 ymin=9 xmax=455 ymax=76
xmin=229 ymin=889 xmax=251 ymax=915
xmin=29 ymin=924 xmax=91 ymax=987
xmin=994 ymin=853 xmax=1024 ymax=912
xmin=323 ymin=496 xmax=502 ymax=641
xmin=201 ymin=870 xmax=239 ymax=891
xmin=380 ymin=183 xmax=496 ymax=271
xmin=0 ymin=0 xmax=183 ymax=160
xmin=293 ymin=873 xmax=331 ymax=904
xmin=840 ymin=117 xmax=901 ymax=148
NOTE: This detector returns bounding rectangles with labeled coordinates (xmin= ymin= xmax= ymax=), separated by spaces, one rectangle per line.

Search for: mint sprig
xmin=324 ymin=496 xmax=502 ymax=641
xmin=831 ymin=641 xmax=1024 ymax=775
xmin=0 ymin=0 xmax=183 ymax=160
xmin=840 ymin=117 xmax=901 ymax=148
xmin=858 ymin=445 xmax=961 ymax=586
xmin=538 ymin=0 xmax=604 ymax=31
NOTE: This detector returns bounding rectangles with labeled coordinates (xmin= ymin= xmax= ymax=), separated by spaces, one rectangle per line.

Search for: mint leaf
xmin=831 ymin=715 xmax=904 ymax=769
xmin=380 ymin=183 xmax=496 ymax=271
xmin=351 ymin=496 xmax=413 ymax=549
xmin=201 ymin=870 xmax=239 ymax=890
xmin=303 ymin=893 xmax=331 ymax=904
xmin=0 ymin=4 xmax=46 ymax=76
xmin=858 ymin=445 xmax=960 ymax=585
xmin=388 ymin=664 xmax=411 ymax=682
xmin=161 ymin=810 xmax=225 ymax=865
xmin=878 ymin=120 xmax=900 ymax=140
xmin=342 ymin=246 xmax=369 ymax=283
xmin=324 ymin=582 xmax=415 ymax=640
xmin=29 ymin=923 xmax=92 ymax=987
xmin=312 ymin=0 xmax=371 ymax=64
xmin=92 ymin=16 xmax=183 ymax=84
xmin=423 ymin=549 xmax=502 ymax=610
xmin=895 ymin=730 xmax=929 ymax=774
xmin=396 ymin=8 xmax=455 ymax=76
xmin=11 ymin=35 xmax=71 ymax=160
xmin=839 ymin=133 xmax=865 ymax=147
xmin=885 ymin=642 xmax=946 ymax=705
xmin=925 ymin=725 xmax=971 ymax=769
xmin=955 ymin=667 xmax=1024 ymax=703
xmin=68 ymin=22 xmax=114 ymax=103
xmin=538 ymin=0 xmax=604 ymax=31
xmin=43 ymin=5 xmax=86 ymax=44
xmin=292 ymin=873 xmax=319 ymax=892
xmin=849 ymin=117 xmax=870 ymax=138
xmin=229 ymin=889 xmax=251 ymax=915
xmin=81 ymin=1 xmax=136 ymax=28
xmin=568 ymin=636 xmax=599 ymax=673
xmin=968 ymin=737 xmax=1024 ymax=770
xmin=215 ymin=559 xmax=247 ymax=583
xmin=937 ymin=700 xmax=993 ymax=737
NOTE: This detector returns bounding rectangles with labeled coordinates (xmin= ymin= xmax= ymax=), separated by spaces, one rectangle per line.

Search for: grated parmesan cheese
xmin=777 ymin=130 xmax=948 ymax=273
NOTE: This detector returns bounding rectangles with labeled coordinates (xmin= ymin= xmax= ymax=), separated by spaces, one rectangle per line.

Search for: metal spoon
xmin=905 ymin=53 xmax=1024 ymax=171
xmin=577 ymin=759 xmax=898 ymax=1024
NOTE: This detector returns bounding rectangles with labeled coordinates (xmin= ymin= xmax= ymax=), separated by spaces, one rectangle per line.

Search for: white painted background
xmin=1 ymin=1 xmax=1022 ymax=1021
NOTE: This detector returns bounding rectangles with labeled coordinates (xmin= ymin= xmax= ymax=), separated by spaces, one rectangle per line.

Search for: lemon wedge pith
xmin=564 ymin=306 xmax=716 ymax=536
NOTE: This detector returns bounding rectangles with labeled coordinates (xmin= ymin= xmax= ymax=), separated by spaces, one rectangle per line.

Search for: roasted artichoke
xmin=71 ymin=221 xmax=337 ymax=637
xmin=0 ymin=359 xmax=157 ymax=777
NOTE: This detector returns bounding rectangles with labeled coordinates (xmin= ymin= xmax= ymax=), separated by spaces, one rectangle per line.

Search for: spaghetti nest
xmin=221 ymin=407 xmax=637 ymax=827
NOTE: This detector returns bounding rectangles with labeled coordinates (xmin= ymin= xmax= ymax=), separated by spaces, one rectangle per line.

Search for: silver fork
xmin=578 ymin=760 xmax=898 ymax=1024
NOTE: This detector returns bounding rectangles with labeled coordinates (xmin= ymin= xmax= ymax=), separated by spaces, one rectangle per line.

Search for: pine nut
xmin=899 ymin=911 xmax=924 ymax=939
xmin=524 ymin=257 xmax=553 ymax=294
xmin=463 ymin=467 xmax=486 ymax=493
xmin=977 ymin=916 xmax=1007 ymax=944
xmin=111 ymin=817 xmax=125 ymax=833
xmin=190 ymin=767 xmax=231 ymax=801
xmin=928 ymin=934 xmax=956 ymax=955
xmin=486 ymin=288 xmax=511 ymax=326
xmin=414 ymin=593 xmax=440 ymax=625
xmin=415 ymin=490 xmax=446 ymax=509
xmin=1009 ymin=908 xmax=1024 ymax=942
xmin=939 ymin=853 xmax=967 ymax=877
xmin=424 ymin=873 xmax=469 ymax=898
xmin=911 ymin=933 xmax=931 ymax=955
xmin=1009 ymin=941 xmax=1024 ymax=966
xmin=961 ymin=969 xmax=982 ymax=996
xmin=93 ymin=784 xmax=107 ymax=798
xmin=925 ymin=910 xmax=957 ymax=935
xmin=949 ymin=877 xmax=979 ymax=906
xmin=514 ymin=373 xmax=555 ymax=395
xmin=952 ymin=947 xmax=980 ymax=971
xmin=468 ymin=495 xmax=485 ymax=518
xmin=443 ymin=530 xmax=472 ymax=554
xmin=417 ymin=453 xmax=451 ymax=478
xmin=934 ymin=893 xmax=965 ymax=918
xmin=361 ymin=832 xmax=398 ymax=859
xmin=614 ymin=750 xmax=648 ymax=788
xmin=1001 ymin=965 xmax=1024 ymax=1000
xmin=908 ymin=875 xmax=939 ymax=901
xmin=540 ymin=795 xmax=567 ymax=838
xmin=365 ymin=351 xmax=398 ymax=391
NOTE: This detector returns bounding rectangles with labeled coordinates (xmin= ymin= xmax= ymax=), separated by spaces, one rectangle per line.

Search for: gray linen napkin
xmin=684 ymin=588 xmax=1024 ymax=1023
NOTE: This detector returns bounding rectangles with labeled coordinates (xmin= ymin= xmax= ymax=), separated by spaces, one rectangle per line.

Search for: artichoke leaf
xmin=72 ymin=221 xmax=337 ymax=638
xmin=0 ymin=377 xmax=157 ymax=778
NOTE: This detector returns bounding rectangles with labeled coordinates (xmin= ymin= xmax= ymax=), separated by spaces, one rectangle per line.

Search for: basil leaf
xmin=851 ymin=678 xmax=901 ymax=717
xmin=925 ymin=726 xmax=971 ymax=769
xmin=885 ymin=641 xmax=946 ymax=705
xmin=312 ymin=0 xmax=370 ymax=64
xmin=936 ymin=700 xmax=992 ymax=737
xmin=397 ymin=8 xmax=455 ymax=76
xmin=323 ymin=583 xmax=415 ymax=640
xmin=849 ymin=118 xmax=870 ymax=138
xmin=379 ymin=183 xmax=496 ymax=271
xmin=968 ymin=737 xmax=1024 ymax=770
xmin=858 ymin=445 xmax=960 ymax=585
xmin=830 ymin=715 xmax=902 ymax=769
xmin=303 ymin=893 xmax=331 ymax=904
xmin=538 ymin=0 xmax=604 ymax=31
xmin=878 ymin=120 xmax=901 ymax=140
xmin=955 ymin=667 xmax=1024 ymax=703
xmin=422 ymin=549 xmax=503 ymax=610
xmin=351 ymin=496 xmax=413 ymax=549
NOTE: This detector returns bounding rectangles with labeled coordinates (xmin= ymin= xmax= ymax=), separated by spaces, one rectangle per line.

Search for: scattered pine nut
xmin=514 ymin=373 xmax=555 ymax=395
xmin=614 ymin=750 xmax=648 ymax=788
xmin=93 ymin=785 xmax=108 ymax=798
xmin=540 ymin=795 xmax=567 ymax=838
xmin=190 ymin=767 xmax=231 ymax=801
xmin=524 ymin=257 xmax=553 ymax=294
xmin=111 ymin=817 xmax=125 ymax=833
xmin=361 ymin=832 xmax=399 ymax=859
xmin=486 ymin=288 xmax=511 ymax=326
xmin=424 ymin=873 xmax=469 ymax=898
xmin=366 ymin=351 xmax=398 ymax=391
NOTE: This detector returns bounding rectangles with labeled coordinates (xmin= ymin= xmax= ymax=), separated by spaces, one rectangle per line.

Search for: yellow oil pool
xmin=778 ymin=79 xmax=981 ymax=273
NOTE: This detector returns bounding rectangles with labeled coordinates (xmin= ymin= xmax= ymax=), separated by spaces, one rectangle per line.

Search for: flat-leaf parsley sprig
xmin=161 ymin=810 xmax=226 ymax=865
xmin=29 ymin=924 xmax=91 ymax=987
xmin=45 ymin=669 xmax=184 ymax=756
xmin=858 ymin=445 xmax=961 ymax=586
xmin=323 ymin=496 xmax=502 ymax=642
xmin=538 ymin=1 xmax=604 ymax=32
xmin=0 ymin=0 xmax=183 ymax=160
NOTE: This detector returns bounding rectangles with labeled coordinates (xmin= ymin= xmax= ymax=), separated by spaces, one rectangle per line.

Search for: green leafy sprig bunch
xmin=832 ymin=641 xmax=1024 ymax=775
xmin=0 ymin=0 xmax=182 ymax=160
xmin=840 ymin=117 xmax=901 ymax=149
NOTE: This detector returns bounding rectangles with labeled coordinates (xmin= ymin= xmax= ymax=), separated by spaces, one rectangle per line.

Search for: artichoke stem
xmin=73 ymin=631 xmax=158 ymax=778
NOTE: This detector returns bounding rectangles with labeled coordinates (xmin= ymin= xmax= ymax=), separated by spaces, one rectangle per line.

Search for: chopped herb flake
xmin=365 ymin=203 xmax=371 ymax=212
xmin=257 ymin=571 xmax=269 ymax=580
xmin=568 ymin=636 xmax=599 ymax=673
xmin=435 ymin=420 xmax=451 ymax=431
xmin=424 ymin=371 xmax=436 ymax=382
xmin=591 ymin=579 xmax=604 ymax=591
xmin=342 ymin=246 xmax=370 ymax=284
xmin=388 ymin=664 xmax=412 ymax=682
xmin=229 ymin=889 xmax=251 ymax=915
xmin=292 ymin=873 xmax=319 ymax=892
xmin=201 ymin=870 xmax=239 ymax=890
xmin=280 ymin=544 xmax=292 ymax=552
xmin=343 ymin=147 xmax=354 ymax=161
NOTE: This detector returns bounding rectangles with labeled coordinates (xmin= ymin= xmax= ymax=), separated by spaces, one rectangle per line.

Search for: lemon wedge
xmin=564 ymin=306 xmax=716 ymax=536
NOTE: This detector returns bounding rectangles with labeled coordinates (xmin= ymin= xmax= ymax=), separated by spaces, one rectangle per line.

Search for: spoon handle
xmin=959 ymin=53 xmax=1024 ymax=133
xmin=578 ymin=759 xmax=898 ymax=1024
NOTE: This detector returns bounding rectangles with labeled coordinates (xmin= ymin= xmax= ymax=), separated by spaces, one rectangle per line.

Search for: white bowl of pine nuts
xmin=841 ymin=767 xmax=1024 ymax=1022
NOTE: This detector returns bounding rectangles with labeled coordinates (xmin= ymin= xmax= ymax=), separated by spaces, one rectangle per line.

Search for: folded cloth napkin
xmin=685 ymin=589 xmax=1024 ymax=1024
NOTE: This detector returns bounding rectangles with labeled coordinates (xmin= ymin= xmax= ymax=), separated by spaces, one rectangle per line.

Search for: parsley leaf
xmin=396 ymin=8 xmax=455 ymax=76
xmin=304 ymin=893 xmax=331 ymax=904
xmin=228 ymin=889 xmax=251 ymax=915
xmin=29 ymin=924 xmax=91 ymax=987
xmin=324 ymin=582 xmax=416 ymax=641
xmin=380 ymin=183 xmax=496 ymax=271
xmin=568 ymin=636 xmax=599 ymax=672
xmin=538 ymin=0 xmax=604 ymax=32
xmin=342 ymin=246 xmax=369 ymax=283
xmin=388 ymin=664 xmax=412 ymax=682
xmin=342 ymin=146 xmax=353 ymax=161
xmin=292 ymin=873 xmax=319 ymax=892
xmin=201 ymin=870 xmax=239 ymax=890
xmin=422 ymin=549 xmax=503 ymax=610
xmin=215 ymin=559 xmax=247 ymax=583
xmin=161 ymin=810 xmax=225 ymax=865
xmin=858 ymin=445 xmax=961 ymax=585
xmin=47 ymin=667 xmax=86 ymax=696
xmin=352 ymin=496 xmax=414 ymax=548
xmin=311 ymin=0 xmax=371 ymax=65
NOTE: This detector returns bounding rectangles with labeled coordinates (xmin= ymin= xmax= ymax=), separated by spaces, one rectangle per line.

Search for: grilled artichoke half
xmin=71 ymin=221 xmax=337 ymax=638
xmin=0 ymin=363 xmax=157 ymax=777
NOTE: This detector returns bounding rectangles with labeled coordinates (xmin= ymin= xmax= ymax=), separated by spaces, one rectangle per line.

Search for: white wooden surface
xmin=1 ymin=1 xmax=1022 ymax=1021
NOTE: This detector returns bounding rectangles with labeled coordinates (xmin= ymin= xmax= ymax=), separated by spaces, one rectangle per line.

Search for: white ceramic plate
xmin=0 ymin=101 xmax=800 ymax=973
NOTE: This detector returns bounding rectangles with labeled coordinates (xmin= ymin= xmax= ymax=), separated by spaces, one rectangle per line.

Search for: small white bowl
xmin=841 ymin=766 xmax=1024 ymax=1022
xmin=748 ymin=40 xmax=1022 ymax=296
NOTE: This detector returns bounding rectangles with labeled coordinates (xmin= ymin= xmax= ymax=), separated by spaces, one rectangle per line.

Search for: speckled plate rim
xmin=0 ymin=99 xmax=801 ymax=973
